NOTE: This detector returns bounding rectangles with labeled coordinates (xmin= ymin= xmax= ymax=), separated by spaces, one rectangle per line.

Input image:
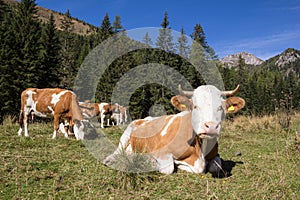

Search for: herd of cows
xmin=17 ymin=85 xmax=245 ymax=175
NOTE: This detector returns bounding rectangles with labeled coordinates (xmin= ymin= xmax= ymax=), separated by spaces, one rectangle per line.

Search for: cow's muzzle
xmin=199 ymin=122 xmax=221 ymax=139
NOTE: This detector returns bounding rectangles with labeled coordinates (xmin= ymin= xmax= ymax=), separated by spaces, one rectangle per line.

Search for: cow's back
xmin=34 ymin=88 xmax=66 ymax=114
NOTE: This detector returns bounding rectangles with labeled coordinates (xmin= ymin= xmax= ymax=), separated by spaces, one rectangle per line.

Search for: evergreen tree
xmin=177 ymin=27 xmax=190 ymax=58
xmin=156 ymin=11 xmax=175 ymax=53
xmin=112 ymin=15 xmax=123 ymax=33
xmin=142 ymin=32 xmax=153 ymax=46
xmin=0 ymin=0 xmax=6 ymax=22
xmin=191 ymin=23 xmax=208 ymax=48
xmin=0 ymin=0 xmax=41 ymax=121
xmin=190 ymin=23 xmax=217 ymax=60
xmin=0 ymin=0 xmax=13 ymax=122
xmin=39 ymin=14 xmax=61 ymax=88
xmin=98 ymin=13 xmax=113 ymax=42
xmin=59 ymin=9 xmax=77 ymax=89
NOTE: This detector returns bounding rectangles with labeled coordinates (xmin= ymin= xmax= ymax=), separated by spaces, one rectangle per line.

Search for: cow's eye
xmin=194 ymin=105 xmax=200 ymax=110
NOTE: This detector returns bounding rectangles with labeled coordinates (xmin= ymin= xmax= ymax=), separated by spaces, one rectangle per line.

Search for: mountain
xmin=263 ymin=48 xmax=300 ymax=77
xmin=274 ymin=48 xmax=300 ymax=67
xmin=220 ymin=52 xmax=264 ymax=68
xmin=3 ymin=0 xmax=97 ymax=35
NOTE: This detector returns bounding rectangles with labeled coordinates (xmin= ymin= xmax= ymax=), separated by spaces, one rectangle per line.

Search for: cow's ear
xmin=171 ymin=95 xmax=193 ymax=111
xmin=225 ymin=97 xmax=245 ymax=113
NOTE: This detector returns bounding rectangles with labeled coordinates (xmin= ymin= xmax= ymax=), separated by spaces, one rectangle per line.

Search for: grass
xmin=0 ymin=114 xmax=299 ymax=199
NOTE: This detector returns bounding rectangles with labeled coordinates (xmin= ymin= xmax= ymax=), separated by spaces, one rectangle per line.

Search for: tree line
xmin=0 ymin=0 xmax=299 ymax=124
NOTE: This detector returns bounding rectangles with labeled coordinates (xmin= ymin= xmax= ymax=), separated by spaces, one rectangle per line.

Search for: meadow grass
xmin=0 ymin=114 xmax=299 ymax=199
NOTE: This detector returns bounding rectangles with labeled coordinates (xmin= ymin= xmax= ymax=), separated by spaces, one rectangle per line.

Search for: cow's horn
xmin=221 ymin=85 xmax=240 ymax=96
xmin=178 ymin=84 xmax=194 ymax=96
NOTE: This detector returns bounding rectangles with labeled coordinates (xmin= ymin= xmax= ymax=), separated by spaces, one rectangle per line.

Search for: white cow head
xmin=73 ymin=120 xmax=85 ymax=140
xmin=175 ymin=85 xmax=245 ymax=139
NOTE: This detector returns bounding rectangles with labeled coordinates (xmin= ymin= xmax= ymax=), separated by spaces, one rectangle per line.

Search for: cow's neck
xmin=200 ymin=137 xmax=217 ymax=158
xmin=192 ymin=134 xmax=203 ymax=157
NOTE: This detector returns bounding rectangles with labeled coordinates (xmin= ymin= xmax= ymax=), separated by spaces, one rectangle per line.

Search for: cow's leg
xmin=52 ymin=114 xmax=60 ymax=139
xmin=17 ymin=111 xmax=25 ymax=136
xmin=156 ymin=154 xmax=174 ymax=174
xmin=103 ymin=123 xmax=133 ymax=165
xmin=207 ymin=155 xmax=222 ymax=174
xmin=174 ymin=155 xmax=206 ymax=173
xmin=18 ymin=106 xmax=31 ymax=137
xmin=23 ymin=114 xmax=29 ymax=137
xmin=100 ymin=113 xmax=105 ymax=128
xmin=59 ymin=123 xmax=69 ymax=138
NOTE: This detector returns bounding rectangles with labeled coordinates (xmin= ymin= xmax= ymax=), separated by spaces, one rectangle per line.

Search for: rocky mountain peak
xmin=220 ymin=52 xmax=264 ymax=68
xmin=275 ymin=48 xmax=300 ymax=67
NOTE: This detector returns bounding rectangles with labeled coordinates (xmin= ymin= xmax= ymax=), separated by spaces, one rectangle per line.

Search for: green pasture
xmin=0 ymin=114 xmax=299 ymax=199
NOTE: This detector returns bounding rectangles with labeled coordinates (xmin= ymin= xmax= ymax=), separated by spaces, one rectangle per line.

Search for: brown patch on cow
xmin=79 ymin=102 xmax=100 ymax=118
xmin=132 ymin=119 xmax=147 ymax=126
xmin=130 ymin=113 xmax=203 ymax=163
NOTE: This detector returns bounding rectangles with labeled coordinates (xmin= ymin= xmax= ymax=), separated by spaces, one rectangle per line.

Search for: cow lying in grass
xmin=18 ymin=88 xmax=85 ymax=140
xmin=104 ymin=85 xmax=245 ymax=174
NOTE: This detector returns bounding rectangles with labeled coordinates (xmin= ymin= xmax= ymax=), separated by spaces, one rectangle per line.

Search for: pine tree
xmin=59 ymin=9 xmax=77 ymax=89
xmin=0 ymin=0 xmax=41 ymax=121
xmin=156 ymin=11 xmax=175 ymax=53
xmin=39 ymin=14 xmax=61 ymax=88
xmin=190 ymin=23 xmax=217 ymax=60
xmin=112 ymin=15 xmax=123 ymax=33
xmin=98 ymin=13 xmax=113 ymax=42
xmin=0 ymin=0 xmax=6 ymax=22
xmin=142 ymin=32 xmax=153 ymax=46
xmin=191 ymin=24 xmax=208 ymax=48
xmin=177 ymin=27 xmax=190 ymax=58
xmin=0 ymin=0 xmax=13 ymax=122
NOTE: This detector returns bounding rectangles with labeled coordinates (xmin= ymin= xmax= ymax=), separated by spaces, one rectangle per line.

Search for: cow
xmin=103 ymin=85 xmax=245 ymax=174
xmin=111 ymin=104 xmax=128 ymax=126
xmin=79 ymin=101 xmax=120 ymax=128
xmin=17 ymin=88 xmax=85 ymax=140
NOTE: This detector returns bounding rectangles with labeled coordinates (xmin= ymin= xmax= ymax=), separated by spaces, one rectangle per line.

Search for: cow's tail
xmin=19 ymin=110 xmax=24 ymax=128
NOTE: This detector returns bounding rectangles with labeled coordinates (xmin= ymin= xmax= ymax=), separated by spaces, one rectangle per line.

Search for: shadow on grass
xmin=211 ymin=159 xmax=244 ymax=178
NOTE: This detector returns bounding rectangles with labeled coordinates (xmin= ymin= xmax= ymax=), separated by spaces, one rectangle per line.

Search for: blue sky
xmin=35 ymin=0 xmax=300 ymax=60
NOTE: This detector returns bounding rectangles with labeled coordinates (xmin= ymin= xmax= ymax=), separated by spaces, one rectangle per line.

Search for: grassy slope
xmin=0 ymin=114 xmax=299 ymax=199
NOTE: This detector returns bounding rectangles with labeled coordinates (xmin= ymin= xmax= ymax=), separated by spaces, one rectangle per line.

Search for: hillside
xmin=3 ymin=0 xmax=97 ymax=35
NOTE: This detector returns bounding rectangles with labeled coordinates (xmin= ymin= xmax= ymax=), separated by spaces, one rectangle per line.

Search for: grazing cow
xmin=104 ymin=85 xmax=245 ymax=174
xmin=79 ymin=101 xmax=101 ymax=119
xmin=17 ymin=88 xmax=85 ymax=140
xmin=111 ymin=104 xmax=128 ymax=126
xmin=79 ymin=101 xmax=120 ymax=128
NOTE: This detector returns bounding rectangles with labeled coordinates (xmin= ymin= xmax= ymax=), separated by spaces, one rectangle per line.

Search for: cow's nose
xmin=203 ymin=122 xmax=220 ymax=134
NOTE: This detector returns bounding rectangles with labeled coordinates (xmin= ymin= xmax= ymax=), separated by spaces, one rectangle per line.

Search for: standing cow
xmin=17 ymin=88 xmax=85 ymax=140
xmin=79 ymin=101 xmax=120 ymax=128
xmin=104 ymin=85 xmax=245 ymax=174
xmin=110 ymin=104 xmax=128 ymax=126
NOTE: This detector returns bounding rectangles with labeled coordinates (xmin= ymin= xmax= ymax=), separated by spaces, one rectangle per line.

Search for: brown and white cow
xmin=79 ymin=101 xmax=120 ymax=128
xmin=103 ymin=85 xmax=245 ymax=174
xmin=17 ymin=88 xmax=85 ymax=140
xmin=111 ymin=104 xmax=128 ymax=126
